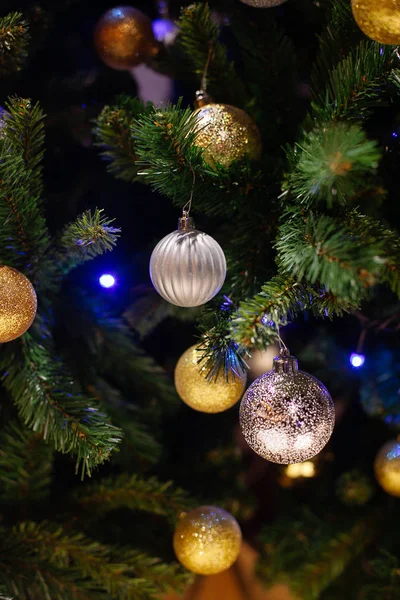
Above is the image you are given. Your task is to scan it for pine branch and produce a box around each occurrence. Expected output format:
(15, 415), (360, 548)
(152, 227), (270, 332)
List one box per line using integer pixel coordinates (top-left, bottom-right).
(311, 41), (399, 124)
(0, 420), (52, 506)
(93, 96), (153, 183)
(283, 122), (381, 209)
(0, 144), (49, 278)
(0, 333), (122, 478)
(177, 3), (247, 106)
(58, 209), (120, 274)
(0, 13), (29, 77)
(3, 97), (46, 199)
(276, 213), (384, 301)
(361, 550), (400, 599)
(74, 474), (194, 519)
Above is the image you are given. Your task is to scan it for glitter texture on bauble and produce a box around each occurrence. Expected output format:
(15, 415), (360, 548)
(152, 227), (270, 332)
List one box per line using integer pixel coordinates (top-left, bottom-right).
(0, 266), (37, 343)
(174, 344), (247, 413)
(193, 91), (262, 168)
(173, 505), (242, 575)
(240, 349), (335, 464)
(351, 0), (400, 45)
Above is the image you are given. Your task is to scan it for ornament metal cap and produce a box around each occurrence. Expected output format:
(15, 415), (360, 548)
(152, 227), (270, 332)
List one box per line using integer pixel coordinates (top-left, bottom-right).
(178, 211), (195, 231)
(273, 348), (298, 374)
(194, 90), (212, 108)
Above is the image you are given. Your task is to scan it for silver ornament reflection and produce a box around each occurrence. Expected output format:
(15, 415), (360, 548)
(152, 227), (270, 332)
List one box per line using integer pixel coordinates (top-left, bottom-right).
(240, 0), (287, 6)
(240, 350), (335, 464)
(149, 215), (226, 307)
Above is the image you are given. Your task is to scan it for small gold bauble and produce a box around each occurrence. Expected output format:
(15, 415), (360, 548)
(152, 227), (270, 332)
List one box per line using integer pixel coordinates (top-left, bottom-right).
(193, 102), (262, 168)
(352, 0), (400, 45)
(94, 6), (158, 70)
(374, 439), (400, 497)
(173, 505), (242, 575)
(174, 344), (247, 413)
(0, 266), (37, 343)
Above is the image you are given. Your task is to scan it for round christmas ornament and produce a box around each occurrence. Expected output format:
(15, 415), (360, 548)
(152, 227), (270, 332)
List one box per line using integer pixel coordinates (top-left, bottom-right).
(374, 439), (400, 497)
(239, 349), (335, 464)
(175, 344), (247, 413)
(0, 266), (37, 343)
(336, 470), (375, 506)
(149, 213), (226, 307)
(351, 0), (400, 45)
(240, 0), (287, 6)
(94, 6), (159, 70)
(173, 505), (242, 575)
(193, 91), (262, 168)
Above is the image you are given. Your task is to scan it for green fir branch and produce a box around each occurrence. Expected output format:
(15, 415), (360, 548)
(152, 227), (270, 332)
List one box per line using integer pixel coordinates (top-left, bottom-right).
(74, 474), (193, 519)
(0, 13), (29, 76)
(0, 420), (52, 506)
(276, 213), (383, 301)
(3, 97), (46, 198)
(0, 333), (122, 478)
(93, 96), (153, 183)
(312, 41), (399, 123)
(177, 3), (247, 105)
(58, 209), (120, 273)
(283, 122), (381, 209)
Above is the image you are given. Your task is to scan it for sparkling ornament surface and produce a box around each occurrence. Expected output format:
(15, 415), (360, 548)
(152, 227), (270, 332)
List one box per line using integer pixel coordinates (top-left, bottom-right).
(0, 266), (37, 343)
(175, 345), (247, 413)
(374, 439), (400, 497)
(352, 0), (400, 45)
(173, 505), (242, 575)
(194, 103), (262, 168)
(94, 6), (158, 70)
(240, 0), (287, 6)
(150, 218), (226, 307)
(240, 352), (335, 464)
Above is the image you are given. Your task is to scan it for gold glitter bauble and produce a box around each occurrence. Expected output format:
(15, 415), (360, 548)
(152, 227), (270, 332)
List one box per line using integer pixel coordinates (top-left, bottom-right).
(94, 6), (158, 70)
(240, 0), (287, 6)
(174, 345), (247, 413)
(351, 0), (400, 45)
(193, 103), (262, 168)
(0, 266), (37, 343)
(374, 439), (400, 497)
(173, 505), (242, 575)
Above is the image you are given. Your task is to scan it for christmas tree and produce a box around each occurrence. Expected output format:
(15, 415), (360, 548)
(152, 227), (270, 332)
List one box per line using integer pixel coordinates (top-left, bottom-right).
(1, 1), (400, 598)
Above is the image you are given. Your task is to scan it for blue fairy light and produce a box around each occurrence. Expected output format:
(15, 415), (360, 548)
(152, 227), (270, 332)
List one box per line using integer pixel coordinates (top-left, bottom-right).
(99, 274), (116, 289)
(350, 353), (365, 368)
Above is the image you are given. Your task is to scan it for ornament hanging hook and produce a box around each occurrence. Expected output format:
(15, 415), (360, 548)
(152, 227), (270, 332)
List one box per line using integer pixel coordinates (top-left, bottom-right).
(275, 322), (290, 358)
(182, 163), (196, 217)
(201, 46), (214, 94)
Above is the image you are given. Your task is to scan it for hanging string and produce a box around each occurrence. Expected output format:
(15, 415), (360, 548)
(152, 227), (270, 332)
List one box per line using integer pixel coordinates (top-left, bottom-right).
(275, 322), (289, 357)
(200, 46), (214, 93)
(182, 164), (196, 216)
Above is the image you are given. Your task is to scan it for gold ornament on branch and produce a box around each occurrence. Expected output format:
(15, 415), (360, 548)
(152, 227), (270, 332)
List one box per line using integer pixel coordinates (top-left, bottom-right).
(0, 266), (37, 343)
(351, 0), (400, 45)
(173, 505), (242, 575)
(374, 439), (400, 497)
(94, 6), (159, 70)
(193, 91), (262, 168)
(174, 344), (247, 413)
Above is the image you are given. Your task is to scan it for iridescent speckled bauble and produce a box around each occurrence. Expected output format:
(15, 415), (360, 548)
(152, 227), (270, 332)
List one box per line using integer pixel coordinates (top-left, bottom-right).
(149, 213), (226, 307)
(374, 439), (400, 497)
(0, 266), (37, 343)
(240, 0), (287, 6)
(173, 505), (242, 575)
(351, 0), (400, 45)
(175, 344), (247, 413)
(94, 6), (159, 70)
(193, 91), (262, 168)
(240, 349), (335, 464)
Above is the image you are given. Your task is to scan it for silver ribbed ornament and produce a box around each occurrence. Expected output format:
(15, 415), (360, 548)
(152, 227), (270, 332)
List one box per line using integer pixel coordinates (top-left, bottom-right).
(149, 213), (226, 307)
(240, 0), (287, 7)
(240, 349), (335, 464)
